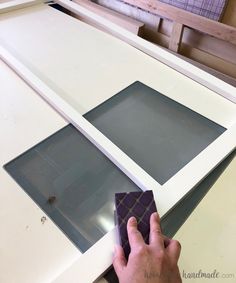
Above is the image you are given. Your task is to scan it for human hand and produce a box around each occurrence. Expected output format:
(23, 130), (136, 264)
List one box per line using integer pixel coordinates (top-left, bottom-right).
(113, 212), (182, 283)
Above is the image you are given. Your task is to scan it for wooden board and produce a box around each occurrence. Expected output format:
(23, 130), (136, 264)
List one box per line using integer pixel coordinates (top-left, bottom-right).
(95, 0), (236, 79)
(169, 21), (183, 52)
(122, 0), (236, 45)
(72, 0), (144, 35)
(222, 0), (236, 27)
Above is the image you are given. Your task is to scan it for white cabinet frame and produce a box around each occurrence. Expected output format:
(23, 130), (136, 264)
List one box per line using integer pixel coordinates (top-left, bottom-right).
(0, 2), (236, 282)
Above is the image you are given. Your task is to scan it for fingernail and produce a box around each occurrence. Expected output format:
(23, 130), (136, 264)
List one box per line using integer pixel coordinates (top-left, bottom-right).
(153, 212), (158, 219)
(129, 216), (137, 224)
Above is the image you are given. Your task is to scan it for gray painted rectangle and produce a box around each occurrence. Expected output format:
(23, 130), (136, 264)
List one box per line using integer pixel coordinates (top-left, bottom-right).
(4, 125), (140, 252)
(85, 81), (226, 184)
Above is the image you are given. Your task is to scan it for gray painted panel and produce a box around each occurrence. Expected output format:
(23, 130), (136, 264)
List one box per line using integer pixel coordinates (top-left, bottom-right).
(4, 125), (140, 252)
(85, 81), (226, 184)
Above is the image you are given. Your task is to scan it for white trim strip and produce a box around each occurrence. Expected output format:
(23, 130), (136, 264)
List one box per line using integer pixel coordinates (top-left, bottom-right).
(0, 0), (43, 14)
(0, 45), (162, 194)
(158, 123), (236, 216)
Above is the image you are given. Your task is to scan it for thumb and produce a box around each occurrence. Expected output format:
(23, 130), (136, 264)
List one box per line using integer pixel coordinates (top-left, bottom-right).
(166, 239), (181, 264)
(112, 245), (127, 276)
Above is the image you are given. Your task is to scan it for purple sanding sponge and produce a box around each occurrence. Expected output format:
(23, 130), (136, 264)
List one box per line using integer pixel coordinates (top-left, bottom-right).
(115, 190), (157, 259)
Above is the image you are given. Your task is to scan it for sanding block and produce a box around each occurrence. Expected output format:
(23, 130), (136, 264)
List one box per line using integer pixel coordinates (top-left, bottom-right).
(115, 190), (157, 259)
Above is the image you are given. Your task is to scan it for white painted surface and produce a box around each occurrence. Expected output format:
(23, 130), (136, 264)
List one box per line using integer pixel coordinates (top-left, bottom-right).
(0, 60), (80, 283)
(176, 156), (236, 283)
(0, 0), (42, 14)
(2, 43), (236, 283)
(0, 5), (236, 124)
(0, 4), (236, 283)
